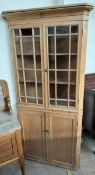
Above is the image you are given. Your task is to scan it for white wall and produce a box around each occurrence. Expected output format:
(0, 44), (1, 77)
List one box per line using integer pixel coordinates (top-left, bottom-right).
(64, 0), (95, 73)
(0, 0), (95, 108)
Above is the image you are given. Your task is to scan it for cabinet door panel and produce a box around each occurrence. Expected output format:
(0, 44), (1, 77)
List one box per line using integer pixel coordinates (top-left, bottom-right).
(46, 113), (75, 165)
(47, 24), (79, 108)
(14, 27), (44, 105)
(21, 111), (45, 160)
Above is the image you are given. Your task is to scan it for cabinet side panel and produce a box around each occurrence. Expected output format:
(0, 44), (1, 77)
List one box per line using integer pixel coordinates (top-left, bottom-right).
(0, 133), (18, 164)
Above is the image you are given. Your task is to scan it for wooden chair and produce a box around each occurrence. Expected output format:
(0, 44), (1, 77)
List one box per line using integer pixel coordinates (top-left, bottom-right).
(0, 80), (25, 175)
(0, 80), (12, 112)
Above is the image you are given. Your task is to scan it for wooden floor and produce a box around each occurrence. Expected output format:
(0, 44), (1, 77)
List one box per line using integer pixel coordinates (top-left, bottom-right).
(0, 134), (95, 175)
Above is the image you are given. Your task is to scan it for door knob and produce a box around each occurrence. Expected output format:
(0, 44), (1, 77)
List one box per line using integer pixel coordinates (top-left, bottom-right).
(43, 129), (49, 133)
(44, 69), (48, 72)
(45, 129), (49, 133)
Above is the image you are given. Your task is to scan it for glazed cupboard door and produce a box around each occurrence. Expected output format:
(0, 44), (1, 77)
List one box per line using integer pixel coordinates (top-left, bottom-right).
(13, 27), (44, 106)
(46, 113), (76, 166)
(45, 24), (79, 109)
(20, 110), (45, 160)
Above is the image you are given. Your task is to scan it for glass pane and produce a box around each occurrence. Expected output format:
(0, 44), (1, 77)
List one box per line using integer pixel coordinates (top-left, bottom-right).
(70, 71), (76, 83)
(70, 85), (76, 100)
(14, 29), (20, 36)
(48, 36), (55, 53)
(0, 86), (4, 108)
(17, 55), (22, 68)
(27, 98), (36, 103)
(37, 84), (42, 98)
(15, 38), (21, 55)
(57, 71), (68, 83)
(26, 83), (36, 97)
(34, 37), (40, 54)
(34, 28), (40, 35)
(70, 55), (77, 69)
(71, 35), (78, 53)
(18, 70), (23, 82)
(38, 99), (43, 104)
(24, 55), (34, 69)
(22, 37), (33, 55)
(56, 36), (69, 53)
(19, 83), (25, 96)
(56, 26), (69, 34)
(57, 100), (68, 106)
(50, 84), (55, 98)
(71, 25), (78, 33)
(37, 71), (42, 98)
(50, 100), (55, 105)
(25, 70), (35, 82)
(69, 101), (75, 107)
(57, 84), (68, 99)
(49, 55), (55, 69)
(48, 27), (54, 34)
(21, 97), (26, 102)
(57, 55), (69, 69)
(49, 71), (55, 83)
(37, 71), (42, 83)
(21, 28), (32, 36)
(36, 55), (41, 69)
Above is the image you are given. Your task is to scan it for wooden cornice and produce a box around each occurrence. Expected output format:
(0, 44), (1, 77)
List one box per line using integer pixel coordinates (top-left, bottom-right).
(2, 3), (94, 21)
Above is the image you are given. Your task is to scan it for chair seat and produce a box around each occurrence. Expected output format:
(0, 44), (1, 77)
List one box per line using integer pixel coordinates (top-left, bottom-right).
(0, 112), (21, 136)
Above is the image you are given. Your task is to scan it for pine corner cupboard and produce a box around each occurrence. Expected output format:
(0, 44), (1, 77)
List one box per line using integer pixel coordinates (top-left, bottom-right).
(2, 3), (93, 169)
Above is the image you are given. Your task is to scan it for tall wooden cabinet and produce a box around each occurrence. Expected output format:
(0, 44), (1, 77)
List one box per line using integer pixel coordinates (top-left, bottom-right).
(2, 4), (93, 169)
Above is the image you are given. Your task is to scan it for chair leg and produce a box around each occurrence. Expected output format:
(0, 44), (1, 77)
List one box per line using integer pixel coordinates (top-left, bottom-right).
(21, 166), (25, 175)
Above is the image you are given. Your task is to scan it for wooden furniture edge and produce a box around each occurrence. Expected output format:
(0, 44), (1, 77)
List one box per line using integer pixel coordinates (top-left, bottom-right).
(15, 130), (25, 175)
(0, 80), (12, 112)
(2, 3), (94, 21)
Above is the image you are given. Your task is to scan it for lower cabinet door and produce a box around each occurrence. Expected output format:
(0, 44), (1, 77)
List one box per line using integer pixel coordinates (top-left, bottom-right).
(20, 109), (77, 167)
(21, 110), (45, 160)
(46, 113), (76, 166)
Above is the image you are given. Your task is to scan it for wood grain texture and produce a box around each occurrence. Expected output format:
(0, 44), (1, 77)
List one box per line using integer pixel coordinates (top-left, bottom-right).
(2, 4), (93, 22)
(0, 130), (25, 175)
(46, 113), (75, 165)
(3, 4), (93, 169)
(0, 133), (18, 163)
(21, 110), (45, 160)
(0, 80), (12, 112)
